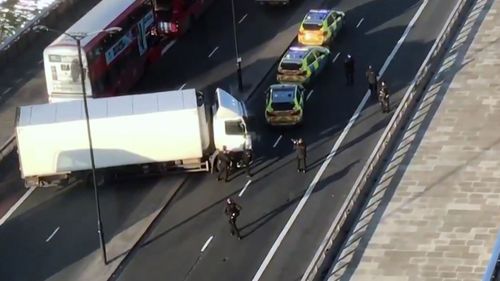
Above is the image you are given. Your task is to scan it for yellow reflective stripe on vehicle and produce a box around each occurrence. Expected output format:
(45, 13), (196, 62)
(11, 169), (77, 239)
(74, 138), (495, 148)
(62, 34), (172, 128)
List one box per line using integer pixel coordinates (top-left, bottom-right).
(314, 61), (319, 69)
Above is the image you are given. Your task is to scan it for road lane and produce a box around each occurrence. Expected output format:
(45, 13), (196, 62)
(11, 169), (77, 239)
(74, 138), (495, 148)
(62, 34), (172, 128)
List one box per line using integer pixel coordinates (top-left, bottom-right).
(112, 1), (460, 281)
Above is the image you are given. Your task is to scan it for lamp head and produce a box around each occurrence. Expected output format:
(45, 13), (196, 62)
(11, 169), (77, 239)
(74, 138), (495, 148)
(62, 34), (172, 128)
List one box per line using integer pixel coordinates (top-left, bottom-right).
(32, 25), (49, 32)
(104, 27), (122, 34)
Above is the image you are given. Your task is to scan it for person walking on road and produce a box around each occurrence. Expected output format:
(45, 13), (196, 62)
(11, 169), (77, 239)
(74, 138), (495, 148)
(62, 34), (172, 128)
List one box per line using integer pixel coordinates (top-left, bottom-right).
(225, 198), (242, 239)
(217, 146), (231, 182)
(242, 149), (253, 177)
(293, 138), (307, 173)
(366, 65), (378, 98)
(344, 54), (355, 86)
(378, 81), (391, 113)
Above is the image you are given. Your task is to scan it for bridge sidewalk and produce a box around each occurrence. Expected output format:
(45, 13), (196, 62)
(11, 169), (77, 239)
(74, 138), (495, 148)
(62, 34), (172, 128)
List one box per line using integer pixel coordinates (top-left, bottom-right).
(326, 0), (500, 280)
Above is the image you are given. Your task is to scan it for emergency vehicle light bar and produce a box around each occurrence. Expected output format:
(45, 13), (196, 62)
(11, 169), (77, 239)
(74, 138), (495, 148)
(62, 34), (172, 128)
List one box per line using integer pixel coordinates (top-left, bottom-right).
(289, 46), (309, 52)
(309, 9), (329, 13)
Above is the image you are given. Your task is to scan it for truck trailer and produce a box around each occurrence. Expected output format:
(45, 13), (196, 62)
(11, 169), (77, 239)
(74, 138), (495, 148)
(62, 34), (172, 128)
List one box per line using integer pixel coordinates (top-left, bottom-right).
(15, 88), (252, 188)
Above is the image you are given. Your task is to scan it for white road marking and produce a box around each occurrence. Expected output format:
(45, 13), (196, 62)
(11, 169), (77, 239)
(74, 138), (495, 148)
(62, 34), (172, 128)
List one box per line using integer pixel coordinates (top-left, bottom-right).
(179, 83), (187, 90)
(239, 180), (252, 197)
(161, 40), (177, 56)
(253, 1), (430, 280)
(14, 78), (23, 84)
(332, 52), (340, 63)
(238, 14), (248, 24)
(208, 46), (219, 58)
(306, 89), (314, 101)
(272, 135), (282, 148)
(201, 235), (214, 252)
(0, 187), (36, 225)
(356, 18), (364, 28)
(1, 87), (12, 95)
(45, 226), (60, 242)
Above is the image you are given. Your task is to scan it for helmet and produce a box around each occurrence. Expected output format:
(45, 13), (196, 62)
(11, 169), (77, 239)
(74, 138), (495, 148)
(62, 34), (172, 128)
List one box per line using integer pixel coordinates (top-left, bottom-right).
(347, 54), (351, 59)
(298, 138), (303, 144)
(226, 198), (232, 204)
(381, 81), (386, 87)
(368, 65), (373, 70)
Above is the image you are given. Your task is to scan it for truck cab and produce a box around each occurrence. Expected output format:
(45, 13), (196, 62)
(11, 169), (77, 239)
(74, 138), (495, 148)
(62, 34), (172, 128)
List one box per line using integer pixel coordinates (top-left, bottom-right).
(212, 88), (252, 152)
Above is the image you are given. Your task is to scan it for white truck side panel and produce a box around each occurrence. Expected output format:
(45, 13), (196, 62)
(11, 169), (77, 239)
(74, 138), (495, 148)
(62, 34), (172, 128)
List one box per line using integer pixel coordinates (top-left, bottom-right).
(16, 90), (209, 178)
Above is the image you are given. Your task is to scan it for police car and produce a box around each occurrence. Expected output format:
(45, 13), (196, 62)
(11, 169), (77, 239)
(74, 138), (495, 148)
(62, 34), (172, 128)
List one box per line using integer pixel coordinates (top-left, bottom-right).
(298, 9), (345, 46)
(277, 46), (331, 85)
(265, 84), (305, 126)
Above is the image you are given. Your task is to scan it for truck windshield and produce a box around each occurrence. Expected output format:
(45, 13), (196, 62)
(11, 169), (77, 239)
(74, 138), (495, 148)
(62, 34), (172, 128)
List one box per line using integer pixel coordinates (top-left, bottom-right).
(225, 120), (245, 135)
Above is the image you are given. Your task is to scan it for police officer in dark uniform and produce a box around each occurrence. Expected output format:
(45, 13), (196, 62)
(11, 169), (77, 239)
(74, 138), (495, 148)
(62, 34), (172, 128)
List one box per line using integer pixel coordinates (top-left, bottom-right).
(241, 149), (253, 177)
(344, 54), (355, 86)
(217, 146), (231, 182)
(224, 198), (242, 239)
(366, 65), (378, 98)
(293, 138), (307, 173)
(378, 81), (390, 113)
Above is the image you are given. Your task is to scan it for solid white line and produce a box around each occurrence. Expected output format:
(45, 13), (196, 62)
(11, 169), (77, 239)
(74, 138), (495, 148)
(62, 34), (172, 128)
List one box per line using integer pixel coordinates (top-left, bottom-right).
(306, 89), (314, 101)
(161, 40), (177, 56)
(1, 87), (12, 95)
(0, 187), (36, 225)
(272, 135), (283, 148)
(179, 83), (187, 90)
(238, 14), (248, 24)
(379, 0), (429, 76)
(45, 226), (60, 242)
(208, 46), (219, 58)
(253, 1), (430, 280)
(332, 52), (340, 63)
(239, 180), (252, 197)
(201, 235), (214, 252)
(356, 18), (364, 28)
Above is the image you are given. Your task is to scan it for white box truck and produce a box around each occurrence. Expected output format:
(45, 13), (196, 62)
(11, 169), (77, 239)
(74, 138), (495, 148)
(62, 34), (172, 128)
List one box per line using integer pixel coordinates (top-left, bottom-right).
(15, 88), (252, 188)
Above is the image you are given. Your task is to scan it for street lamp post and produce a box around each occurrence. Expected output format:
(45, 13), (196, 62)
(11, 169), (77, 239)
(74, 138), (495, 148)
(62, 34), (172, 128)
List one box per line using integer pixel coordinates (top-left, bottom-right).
(230, 0), (243, 91)
(33, 25), (121, 265)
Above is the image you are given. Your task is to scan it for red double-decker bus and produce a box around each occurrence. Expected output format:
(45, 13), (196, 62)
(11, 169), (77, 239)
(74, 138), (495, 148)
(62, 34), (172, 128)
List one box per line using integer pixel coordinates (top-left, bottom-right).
(44, 0), (213, 103)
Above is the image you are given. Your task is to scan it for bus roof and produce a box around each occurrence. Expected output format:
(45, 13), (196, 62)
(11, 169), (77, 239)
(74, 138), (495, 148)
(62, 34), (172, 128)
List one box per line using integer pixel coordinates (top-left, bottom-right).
(50, 0), (139, 48)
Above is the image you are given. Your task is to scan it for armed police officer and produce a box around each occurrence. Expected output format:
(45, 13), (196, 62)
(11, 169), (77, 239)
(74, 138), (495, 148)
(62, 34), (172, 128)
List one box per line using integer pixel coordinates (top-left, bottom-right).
(366, 65), (378, 98)
(344, 54), (355, 86)
(217, 146), (231, 182)
(241, 149), (253, 177)
(224, 198), (242, 239)
(292, 138), (307, 173)
(378, 81), (391, 113)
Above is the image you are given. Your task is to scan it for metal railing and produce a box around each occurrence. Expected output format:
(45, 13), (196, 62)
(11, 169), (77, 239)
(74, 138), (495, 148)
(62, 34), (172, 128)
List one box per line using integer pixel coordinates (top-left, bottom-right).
(0, 0), (79, 69)
(301, 0), (475, 280)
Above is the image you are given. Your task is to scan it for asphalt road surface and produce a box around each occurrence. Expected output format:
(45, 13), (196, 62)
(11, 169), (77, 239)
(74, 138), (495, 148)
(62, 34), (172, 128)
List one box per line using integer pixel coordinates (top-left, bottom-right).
(0, 0), (459, 280)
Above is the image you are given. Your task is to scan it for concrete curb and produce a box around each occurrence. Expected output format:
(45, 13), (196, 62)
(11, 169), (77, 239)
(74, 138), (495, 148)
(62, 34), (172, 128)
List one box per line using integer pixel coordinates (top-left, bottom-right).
(0, 135), (16, 163)
(107, 176), (187, 281)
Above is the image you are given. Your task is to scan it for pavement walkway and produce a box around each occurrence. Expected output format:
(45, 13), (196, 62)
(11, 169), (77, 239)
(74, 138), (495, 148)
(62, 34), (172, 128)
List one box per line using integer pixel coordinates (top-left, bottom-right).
(326, 0), (500, 280)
